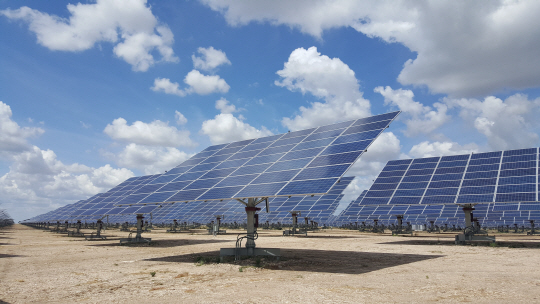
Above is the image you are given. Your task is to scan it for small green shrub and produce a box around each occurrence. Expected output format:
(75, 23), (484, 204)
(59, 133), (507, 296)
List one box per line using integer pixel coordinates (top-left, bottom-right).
(150, 271), (156, 277)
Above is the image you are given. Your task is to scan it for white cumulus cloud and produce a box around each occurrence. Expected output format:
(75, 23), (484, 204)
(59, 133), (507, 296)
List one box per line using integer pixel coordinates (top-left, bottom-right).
(152, 70), (230, 97)
(0, 145), (134, 221)
(1, 0), (178, 71)
(215, 98), (237, 114)
(117, 143), (192, 175)
(201, 113), (273, 144)
(375, 86), (450, 137)
(0, 101), (44, 156)
(192, 46), (231, 71)
(201, 1), (540, 96)
(444, 94), (540, 150)
(408, 141), (479, 159)
(184, 70), (230, 95)
(175, 111), (188, 125)
(276, 47), (371, 131)
(104, 118), (196, 148)
(151, 78), (187, 97)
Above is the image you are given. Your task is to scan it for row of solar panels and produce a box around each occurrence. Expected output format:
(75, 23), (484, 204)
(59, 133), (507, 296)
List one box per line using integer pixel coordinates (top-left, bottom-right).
(21, 177), (354, 224)
(21, 112), (401, 225)
(333, 198), (540, 226)
(0, 209), (14, 226)
(360, 147), (540, 206)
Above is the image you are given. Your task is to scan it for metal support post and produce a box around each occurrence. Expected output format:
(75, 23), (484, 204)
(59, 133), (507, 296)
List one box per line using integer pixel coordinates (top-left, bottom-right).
(219, 197), (280, 261)
(119, 214), (151, 244)
(455, 204), (494, 244)
(528, 220), (540, 235)
(292, 212), (298, 233)
(135, 214), (143, 239)
(464, 206), (473, 228)
(96, 220), (102, 237)
(392, 215), (410, 235)
(245, 200), (257, 255)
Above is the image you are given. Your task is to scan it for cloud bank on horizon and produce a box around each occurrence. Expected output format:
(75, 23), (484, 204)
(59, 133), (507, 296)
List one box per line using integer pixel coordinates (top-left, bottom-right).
(2, 0), (540, 221)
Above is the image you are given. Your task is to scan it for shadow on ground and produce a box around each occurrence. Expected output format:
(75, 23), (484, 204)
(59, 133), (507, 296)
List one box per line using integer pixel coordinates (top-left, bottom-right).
(0, 254), (26, 258)
(262, 234), (364, 239)
(379, 239), (540, 248)
(145, 248), (443, 275)
(86, 238), (230, 248)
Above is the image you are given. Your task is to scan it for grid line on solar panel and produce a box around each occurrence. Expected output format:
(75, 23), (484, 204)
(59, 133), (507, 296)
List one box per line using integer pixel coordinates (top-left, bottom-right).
(370, 183), (399, 191)
(469, 157), (500, 166)
(399, 182), (429, 190)
(409, 163), (437, 170)
(402, 175), (432, 182)
(496, 192), (536, 202)
(471, 151), (502, 160)
(497, 183), (536, 193)
(230, 163), (271, 176)
(499, 168), (536, 177)
(382, 164), (410, 171)
(412, 157), (439, 164)
(535, 148), (540, 201)
(466, 164), (499, 173)
(501, 160), (536, 170)
(241, 141), (275, 152)
(306, 151), (363, 168)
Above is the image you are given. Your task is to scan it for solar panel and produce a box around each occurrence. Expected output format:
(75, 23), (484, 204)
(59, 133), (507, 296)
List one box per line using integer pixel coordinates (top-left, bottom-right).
(113, 111), (399, 206)
(361, 147), (539, 206)
(156, 176), (355, 225)
(0, 209), (14, 227)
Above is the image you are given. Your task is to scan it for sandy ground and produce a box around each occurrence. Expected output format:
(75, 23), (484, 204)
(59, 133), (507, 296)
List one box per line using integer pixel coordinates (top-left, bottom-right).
(1, 224), (540, 303)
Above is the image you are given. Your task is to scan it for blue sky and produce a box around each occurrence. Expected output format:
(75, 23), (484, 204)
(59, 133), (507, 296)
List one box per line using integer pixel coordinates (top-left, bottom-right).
(2, 0), (540, 221)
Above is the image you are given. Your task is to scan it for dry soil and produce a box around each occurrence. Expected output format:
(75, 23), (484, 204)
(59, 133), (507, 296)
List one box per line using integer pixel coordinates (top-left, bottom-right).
(1, 224), (540, 303)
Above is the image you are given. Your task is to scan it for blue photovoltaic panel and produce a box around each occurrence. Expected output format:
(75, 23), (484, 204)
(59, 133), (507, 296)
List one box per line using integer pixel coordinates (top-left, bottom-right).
(245, 176), (355, 224)
(30, 173), (166, 222)
(112, 111), (400, 206)
(360, 147), (540, 206)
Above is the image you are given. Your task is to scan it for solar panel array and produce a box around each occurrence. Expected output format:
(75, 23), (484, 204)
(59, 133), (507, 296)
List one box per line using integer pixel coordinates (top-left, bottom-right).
(361, 147), (539, 206)
(21, 112), (400, 225)
(335, 190), (367, 221)
(0, 209), (14, 227)
(490, 202), (540, 223)
(332, 200), (538, 226)
(21, 175), (164, 223)
(259, 176), (354, 224)
(147, 176), (354, 225)
(22, 176), (355, 226)
(333, 190), (540, 227)
(114, 112), (399, 206)
(333, 198), (462, 225)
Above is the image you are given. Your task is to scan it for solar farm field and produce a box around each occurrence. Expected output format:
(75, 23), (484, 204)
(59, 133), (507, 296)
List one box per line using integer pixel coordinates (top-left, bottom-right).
(2, 224), (540, 303)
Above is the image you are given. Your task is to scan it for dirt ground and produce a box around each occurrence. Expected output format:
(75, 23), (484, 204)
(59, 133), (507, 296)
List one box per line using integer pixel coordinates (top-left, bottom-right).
(1, 224), (540, 303)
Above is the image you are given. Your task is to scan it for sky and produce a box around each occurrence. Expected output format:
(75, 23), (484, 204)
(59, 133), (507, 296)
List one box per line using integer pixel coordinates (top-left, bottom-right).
(2, 0), (540, 222)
